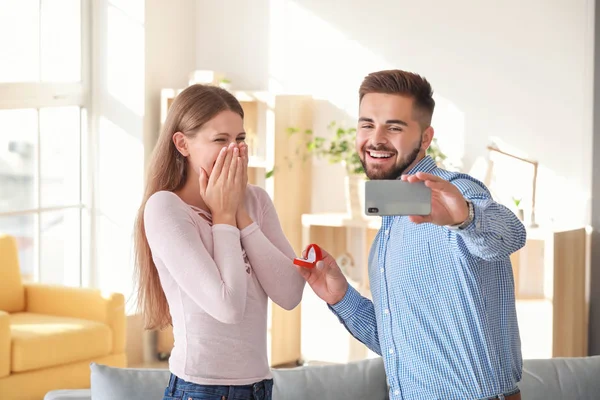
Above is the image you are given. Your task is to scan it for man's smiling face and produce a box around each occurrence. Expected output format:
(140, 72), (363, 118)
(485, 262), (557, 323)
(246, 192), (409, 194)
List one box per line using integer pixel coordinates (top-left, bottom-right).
(356, 93), (433, 180)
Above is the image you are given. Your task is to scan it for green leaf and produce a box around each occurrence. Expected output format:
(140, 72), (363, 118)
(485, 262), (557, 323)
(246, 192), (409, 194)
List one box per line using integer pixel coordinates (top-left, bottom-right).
(269, 121), (374, 179)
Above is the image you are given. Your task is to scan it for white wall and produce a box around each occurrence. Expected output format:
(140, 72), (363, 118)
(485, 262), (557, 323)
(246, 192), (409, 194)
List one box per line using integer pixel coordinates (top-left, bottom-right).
(196, 0), (270, 90)
(145, 0), (197, 163)
(92, 0), (197, 311)
(91, 0), (144, 308)
(196, 0), (594, 227)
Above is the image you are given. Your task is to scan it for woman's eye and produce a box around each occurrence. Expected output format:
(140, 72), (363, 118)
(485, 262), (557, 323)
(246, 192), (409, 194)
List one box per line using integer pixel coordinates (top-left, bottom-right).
(390, 127), (402, 132)
(214, 138), (226, 142)
(237, 137), (246, 142)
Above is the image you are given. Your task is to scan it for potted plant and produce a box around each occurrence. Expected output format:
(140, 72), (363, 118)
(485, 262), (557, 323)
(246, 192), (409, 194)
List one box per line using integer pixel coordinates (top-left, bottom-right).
(512, 196), (525, 221)
(218, 78), (232, 90)
(428, 137), (446, 167)
(300, 122), (365, 218)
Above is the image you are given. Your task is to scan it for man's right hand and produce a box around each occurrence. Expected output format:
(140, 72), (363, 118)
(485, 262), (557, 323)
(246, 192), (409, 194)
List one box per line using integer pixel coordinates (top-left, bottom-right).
(295, 246), (349, 305)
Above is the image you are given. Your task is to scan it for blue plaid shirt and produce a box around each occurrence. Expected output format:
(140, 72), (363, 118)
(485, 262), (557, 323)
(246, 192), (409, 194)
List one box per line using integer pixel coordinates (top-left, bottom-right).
(330, 156), (526, 400)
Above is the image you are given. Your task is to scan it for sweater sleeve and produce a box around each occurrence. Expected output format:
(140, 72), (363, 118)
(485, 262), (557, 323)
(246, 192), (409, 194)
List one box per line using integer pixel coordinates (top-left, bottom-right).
(239, 188), (305, 310)
(144, 192), (248, 324)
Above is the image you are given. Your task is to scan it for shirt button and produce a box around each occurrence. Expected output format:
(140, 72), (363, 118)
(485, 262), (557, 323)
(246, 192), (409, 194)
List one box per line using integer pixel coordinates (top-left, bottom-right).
(394, 389), (400, 396)
(380, 268), (384, 273)
(389, 348), (394, 354)
(384, 309), (389, 315)
(385, 229), (390, 235)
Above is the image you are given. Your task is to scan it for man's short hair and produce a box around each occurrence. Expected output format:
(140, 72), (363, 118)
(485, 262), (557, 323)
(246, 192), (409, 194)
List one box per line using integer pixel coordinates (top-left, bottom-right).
(359, 69), (435, 129)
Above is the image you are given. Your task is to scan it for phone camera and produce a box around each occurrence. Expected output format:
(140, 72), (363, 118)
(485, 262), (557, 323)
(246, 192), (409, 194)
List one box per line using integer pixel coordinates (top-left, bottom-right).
(367, 207), (379, 213)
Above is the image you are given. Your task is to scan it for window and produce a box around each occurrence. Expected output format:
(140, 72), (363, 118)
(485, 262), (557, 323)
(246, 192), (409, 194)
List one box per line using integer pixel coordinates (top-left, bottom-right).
(0, 0), (90, 286)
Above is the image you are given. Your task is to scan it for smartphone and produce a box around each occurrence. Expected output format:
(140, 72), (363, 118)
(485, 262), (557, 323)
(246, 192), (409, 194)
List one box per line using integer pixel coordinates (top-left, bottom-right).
(365, 180), (431, 216)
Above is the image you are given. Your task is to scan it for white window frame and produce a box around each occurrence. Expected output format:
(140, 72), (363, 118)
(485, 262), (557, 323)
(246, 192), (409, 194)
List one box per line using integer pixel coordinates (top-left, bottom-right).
(0, 0), (93, 286)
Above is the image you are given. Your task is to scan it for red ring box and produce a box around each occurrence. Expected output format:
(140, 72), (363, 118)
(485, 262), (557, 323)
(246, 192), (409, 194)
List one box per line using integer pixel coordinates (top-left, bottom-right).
(293, 244), (323, 268)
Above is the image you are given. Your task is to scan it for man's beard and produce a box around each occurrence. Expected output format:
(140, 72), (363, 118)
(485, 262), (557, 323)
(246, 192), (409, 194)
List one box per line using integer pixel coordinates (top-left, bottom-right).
(360, 140), (422, 180)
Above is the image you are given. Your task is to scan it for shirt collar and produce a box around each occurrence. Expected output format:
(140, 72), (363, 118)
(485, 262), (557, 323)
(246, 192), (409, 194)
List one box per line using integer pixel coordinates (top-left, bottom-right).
(404, 155), (437, 176)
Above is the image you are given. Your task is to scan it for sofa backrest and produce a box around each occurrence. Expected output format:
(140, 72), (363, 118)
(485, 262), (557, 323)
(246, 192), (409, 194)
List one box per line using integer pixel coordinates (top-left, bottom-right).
(519, 355), (600, 400)
(270, 357), (388, 400)
(0, 234), (25, 313)
(67, 356), (600, 400)
(89, 358), (389, 400)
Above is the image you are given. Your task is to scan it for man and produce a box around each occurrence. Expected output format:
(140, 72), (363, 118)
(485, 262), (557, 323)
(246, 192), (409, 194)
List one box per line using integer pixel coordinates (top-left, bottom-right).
(296, 69), (526, 400)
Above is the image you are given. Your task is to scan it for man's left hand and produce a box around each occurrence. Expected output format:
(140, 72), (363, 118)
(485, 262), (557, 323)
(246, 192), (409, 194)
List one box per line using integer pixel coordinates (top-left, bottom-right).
(401, 172), (469, 226)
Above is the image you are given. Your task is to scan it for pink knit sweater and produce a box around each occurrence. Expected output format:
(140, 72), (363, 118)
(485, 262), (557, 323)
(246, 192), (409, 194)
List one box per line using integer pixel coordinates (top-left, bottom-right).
(143, 186), (305, 385)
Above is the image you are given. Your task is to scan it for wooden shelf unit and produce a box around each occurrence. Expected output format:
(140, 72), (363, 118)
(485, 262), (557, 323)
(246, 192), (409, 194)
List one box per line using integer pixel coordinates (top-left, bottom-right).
(510, 226), (589, 357)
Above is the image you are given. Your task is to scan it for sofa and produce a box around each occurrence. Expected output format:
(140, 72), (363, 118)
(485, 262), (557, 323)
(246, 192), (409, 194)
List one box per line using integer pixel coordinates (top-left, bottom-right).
(0, 234), (127, 400)
(43, 355), (600, 400)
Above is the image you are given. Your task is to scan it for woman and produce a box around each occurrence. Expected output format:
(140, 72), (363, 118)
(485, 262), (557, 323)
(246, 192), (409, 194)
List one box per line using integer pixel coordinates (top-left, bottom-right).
(134, 84), (305, 400)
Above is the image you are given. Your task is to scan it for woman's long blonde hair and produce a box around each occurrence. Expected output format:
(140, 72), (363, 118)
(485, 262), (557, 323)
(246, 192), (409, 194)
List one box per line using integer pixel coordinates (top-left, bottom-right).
(134, 84), (244, 329)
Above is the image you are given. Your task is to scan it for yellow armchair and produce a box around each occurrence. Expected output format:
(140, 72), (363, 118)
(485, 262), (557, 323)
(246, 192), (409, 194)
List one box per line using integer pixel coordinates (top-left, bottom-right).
(0, 234), (127, 400)
(0, 311), (10, 379)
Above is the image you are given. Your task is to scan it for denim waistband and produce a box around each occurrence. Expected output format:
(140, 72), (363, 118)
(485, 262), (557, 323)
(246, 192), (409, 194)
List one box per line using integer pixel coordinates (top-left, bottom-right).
(166, 373), (273, 398)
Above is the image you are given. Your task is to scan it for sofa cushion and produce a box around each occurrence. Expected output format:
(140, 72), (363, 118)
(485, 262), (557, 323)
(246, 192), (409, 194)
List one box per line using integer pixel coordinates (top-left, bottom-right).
(90, 363), (171, 400)
(11, 313), (112, 372)
(272, 357), (388, 400)
(519, 356), (600, 400)
(0, 234), (25, 313)
(90, 358), (389, 400)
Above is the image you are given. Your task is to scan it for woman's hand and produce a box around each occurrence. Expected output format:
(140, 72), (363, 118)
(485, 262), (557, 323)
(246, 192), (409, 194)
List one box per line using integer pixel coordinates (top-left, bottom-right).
(237, 142), (249, 193)
(235, 143), (253, 229)
(199, 143), (244, 226)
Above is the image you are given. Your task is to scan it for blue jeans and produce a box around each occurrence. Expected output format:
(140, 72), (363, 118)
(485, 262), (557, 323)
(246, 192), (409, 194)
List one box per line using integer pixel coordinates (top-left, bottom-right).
(162, 373), (273, 400)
